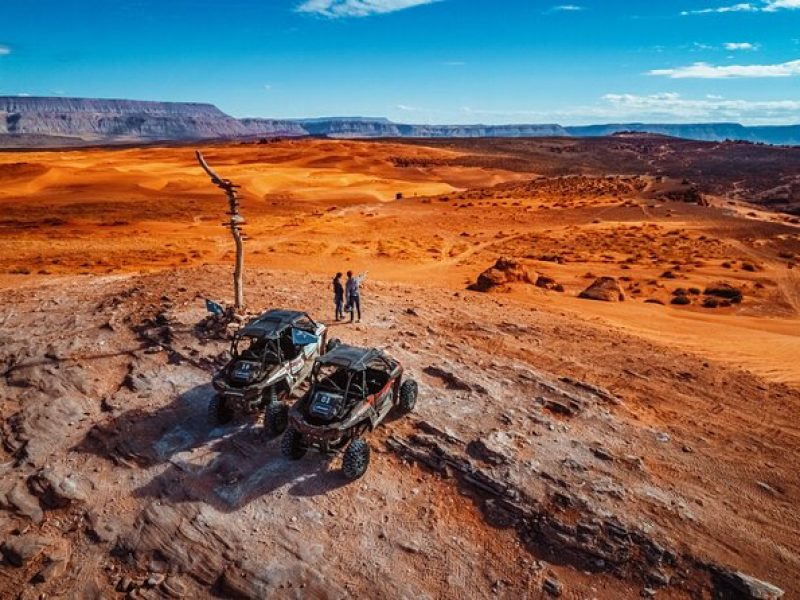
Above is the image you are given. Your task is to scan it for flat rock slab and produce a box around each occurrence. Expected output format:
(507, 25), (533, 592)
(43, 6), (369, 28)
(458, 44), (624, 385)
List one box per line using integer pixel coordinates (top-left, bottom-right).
(1, 534), (53, 567)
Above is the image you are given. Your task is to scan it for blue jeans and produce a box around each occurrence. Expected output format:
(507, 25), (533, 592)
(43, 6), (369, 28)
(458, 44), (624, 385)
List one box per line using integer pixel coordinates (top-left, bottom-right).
(335, 297), (344, 320)
(348, 294), (361, 321)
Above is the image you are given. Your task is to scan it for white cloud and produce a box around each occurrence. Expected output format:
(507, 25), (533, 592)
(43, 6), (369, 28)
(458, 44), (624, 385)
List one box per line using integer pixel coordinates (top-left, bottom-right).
(649, 59), (800, 78)
(296, 0), (441, 18)
(460, 93), (800, 125)
(548, 4), (584, 11)
(724, 42), (758, 50)
(263, 84), (273, 91)
(596, 92), (800, 123)
(682, 0), (800, 15)
(763, 0), (800, 10)
(0, 45), (10, 56)
(441, 60), (465, 66)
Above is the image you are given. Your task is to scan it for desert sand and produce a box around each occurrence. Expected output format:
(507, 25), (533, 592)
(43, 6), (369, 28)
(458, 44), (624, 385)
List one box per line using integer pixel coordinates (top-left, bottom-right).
(0, 137), (798, 599)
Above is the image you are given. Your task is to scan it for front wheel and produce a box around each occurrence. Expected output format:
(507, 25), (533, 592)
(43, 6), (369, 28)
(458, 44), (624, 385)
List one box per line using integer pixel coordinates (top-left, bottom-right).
(342, 438), (370, 480)
(398, 379), (418, 413)
(264, 401), (289, 436)
(208, 394), (234, 426)
(281, 428), (307, 460)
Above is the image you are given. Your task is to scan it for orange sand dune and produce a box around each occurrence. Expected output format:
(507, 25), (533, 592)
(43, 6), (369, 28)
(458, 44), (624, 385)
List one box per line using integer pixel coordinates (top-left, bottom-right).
(0, 138), (798, 385)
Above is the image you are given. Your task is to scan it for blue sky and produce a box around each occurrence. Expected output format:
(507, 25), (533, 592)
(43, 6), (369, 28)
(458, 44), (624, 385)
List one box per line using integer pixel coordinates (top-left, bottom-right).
(1, 0), (799, 124)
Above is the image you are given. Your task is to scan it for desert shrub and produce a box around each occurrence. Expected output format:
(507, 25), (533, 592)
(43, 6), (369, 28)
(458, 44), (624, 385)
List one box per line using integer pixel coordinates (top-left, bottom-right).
(671, 296), (691, 305)
(704, 284), (743, 303)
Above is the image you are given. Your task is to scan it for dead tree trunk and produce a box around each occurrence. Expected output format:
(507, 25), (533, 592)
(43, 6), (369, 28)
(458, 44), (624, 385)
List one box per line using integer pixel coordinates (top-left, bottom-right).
(195, 150), (245, 311)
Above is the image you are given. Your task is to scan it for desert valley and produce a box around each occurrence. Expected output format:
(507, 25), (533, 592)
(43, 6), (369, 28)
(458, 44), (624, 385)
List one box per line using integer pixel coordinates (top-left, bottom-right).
(0, 132), (798, 599)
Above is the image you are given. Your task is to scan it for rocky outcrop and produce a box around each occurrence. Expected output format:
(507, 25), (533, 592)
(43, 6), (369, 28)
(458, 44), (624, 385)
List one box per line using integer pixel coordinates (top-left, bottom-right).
(579, 277), (625, 302)
(469, 257), (536, 292)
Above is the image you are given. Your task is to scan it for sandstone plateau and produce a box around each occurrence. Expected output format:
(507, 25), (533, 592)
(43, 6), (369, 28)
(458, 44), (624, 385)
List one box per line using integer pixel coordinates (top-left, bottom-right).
(0, 136), (798, 599)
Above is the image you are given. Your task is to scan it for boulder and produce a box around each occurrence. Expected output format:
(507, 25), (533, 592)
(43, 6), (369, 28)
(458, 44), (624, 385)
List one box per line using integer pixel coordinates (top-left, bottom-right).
(469, 257), (535, 292)
(716, 571), (784, 599)
(535, 275), (563, 292)
(3, 480), (44, 523)
(579, 277), (625, 302)
(28, 465), (91, 508)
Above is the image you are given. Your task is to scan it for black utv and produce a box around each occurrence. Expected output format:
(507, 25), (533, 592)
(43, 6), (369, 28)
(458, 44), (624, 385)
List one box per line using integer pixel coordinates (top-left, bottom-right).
(211, 309), (336, 434)
(281, 344), (418, 480)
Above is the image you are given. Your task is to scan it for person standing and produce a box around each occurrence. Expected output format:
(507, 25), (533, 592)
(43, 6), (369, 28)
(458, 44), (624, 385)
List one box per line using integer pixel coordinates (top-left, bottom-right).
(332, 272), (344, 321)
(346, 270), (365, 323)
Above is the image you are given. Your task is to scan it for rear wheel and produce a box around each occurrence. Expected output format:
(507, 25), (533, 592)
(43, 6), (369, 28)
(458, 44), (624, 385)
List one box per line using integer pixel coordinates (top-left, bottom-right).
(281, 428), (307, 460)
(264, 401), (289, 436)
(326, 338), (341, 353)
(398, 379), (418, 413)
(208, 394), (234, 426)
(342, 438), (370, 480)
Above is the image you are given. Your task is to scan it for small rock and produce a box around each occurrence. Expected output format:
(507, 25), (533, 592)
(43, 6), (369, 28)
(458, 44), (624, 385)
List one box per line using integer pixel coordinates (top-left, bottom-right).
(543, 576), (563, 597)
(655, 432), (670, 443)
(117, 576), (134, 592)
(648, 568), (670, 587)
(161, 576), (187, 598)
(591, 446), (614, 461)
(146, 573), (166, 587)
(756, 481), (781, 496)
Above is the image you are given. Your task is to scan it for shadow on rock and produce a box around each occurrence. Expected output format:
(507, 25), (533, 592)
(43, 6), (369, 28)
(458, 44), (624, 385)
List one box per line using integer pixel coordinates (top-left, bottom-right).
(74, 382), (352, 512)
(133, 432), (349, 512)
(73, 383), (221, 468)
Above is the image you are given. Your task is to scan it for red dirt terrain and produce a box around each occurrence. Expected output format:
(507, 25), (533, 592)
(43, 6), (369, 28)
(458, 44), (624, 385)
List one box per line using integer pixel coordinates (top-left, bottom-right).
(0, 137), (798, 599)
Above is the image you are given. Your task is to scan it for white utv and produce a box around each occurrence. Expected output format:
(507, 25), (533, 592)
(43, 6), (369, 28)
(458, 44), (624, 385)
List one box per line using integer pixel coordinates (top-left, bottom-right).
(210, 309), (338, 434)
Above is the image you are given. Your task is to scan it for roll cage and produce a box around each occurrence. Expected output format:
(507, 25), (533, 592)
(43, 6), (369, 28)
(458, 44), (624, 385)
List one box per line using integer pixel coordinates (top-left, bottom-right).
(309, 351), (397, 402)
(230, 310), (320, 366)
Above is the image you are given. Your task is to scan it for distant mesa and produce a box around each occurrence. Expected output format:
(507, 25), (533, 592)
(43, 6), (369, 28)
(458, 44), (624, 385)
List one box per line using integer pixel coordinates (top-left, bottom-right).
(1, 96), (799, 147)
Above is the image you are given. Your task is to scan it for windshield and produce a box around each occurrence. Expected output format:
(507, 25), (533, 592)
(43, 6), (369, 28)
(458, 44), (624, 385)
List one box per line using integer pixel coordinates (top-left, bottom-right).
(231, 336), (280, 363)
(312, 363), (350, 392)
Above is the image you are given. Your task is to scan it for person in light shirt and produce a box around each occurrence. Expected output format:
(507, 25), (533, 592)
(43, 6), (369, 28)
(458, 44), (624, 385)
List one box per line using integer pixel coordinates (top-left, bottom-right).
(345, 270), (366, 323)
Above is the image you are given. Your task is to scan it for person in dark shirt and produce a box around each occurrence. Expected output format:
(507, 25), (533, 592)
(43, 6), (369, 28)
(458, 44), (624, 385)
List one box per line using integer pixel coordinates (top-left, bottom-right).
(332, 272), (344, 321)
